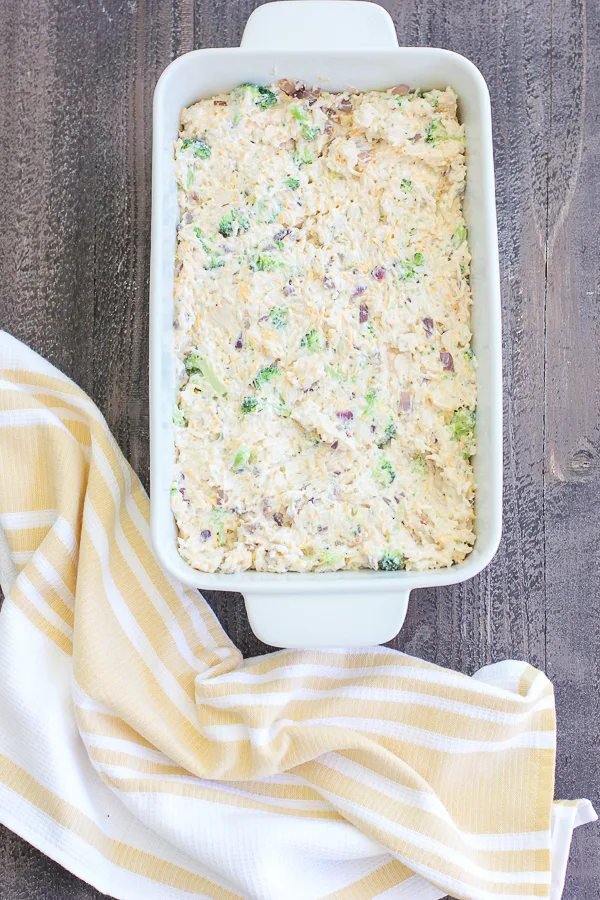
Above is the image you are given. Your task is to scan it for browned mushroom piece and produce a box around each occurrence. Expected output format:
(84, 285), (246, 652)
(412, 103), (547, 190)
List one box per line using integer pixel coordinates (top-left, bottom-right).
(422, 317), (435, 337)
(278, 79), (296, 95)
(440, 351), (455, 372)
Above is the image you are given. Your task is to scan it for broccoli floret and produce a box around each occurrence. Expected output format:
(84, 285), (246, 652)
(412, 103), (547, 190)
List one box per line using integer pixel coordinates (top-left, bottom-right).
(378, 551), (405, 571)
(452, 223), (467, 249)
(377, 417), (396, 448)
(236, 83), (278, 110)
(285, 177), (300, 190)
(318, 549), (345, 569)
(268, 307), (289, 330)
(464, 349), (474, 363)
(173, 407), (186, 427)
(253, 365), (281, 390)
(185, 352), (203, 374)
(301, 125), (320, 141)
(181, 138), (211, 159)
(401, 178), (412, 192)
(218, 210), (236, 237)
(425, 118), (462, 146)
(397, 253), (425, 281)
(374, 456), (396, 487)
(232, 445), (251, 471)
(218, 208), (250, 237)
(254, 198), (281, 224)
(250, 253), (284, 272)
(450, 408), (476, 449)
(184, 352), (227, 395)
(300, 328), (324, 352)
(425, 119), (448, 144)
(241, 396), (259, 414)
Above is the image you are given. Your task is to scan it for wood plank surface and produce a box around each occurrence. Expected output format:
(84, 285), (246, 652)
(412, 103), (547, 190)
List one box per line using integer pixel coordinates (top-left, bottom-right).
(0, 0), (598, 897)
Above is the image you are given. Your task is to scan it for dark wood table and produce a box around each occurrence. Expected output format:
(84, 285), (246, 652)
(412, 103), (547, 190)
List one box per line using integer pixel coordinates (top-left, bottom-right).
(1, 0), (598, 897)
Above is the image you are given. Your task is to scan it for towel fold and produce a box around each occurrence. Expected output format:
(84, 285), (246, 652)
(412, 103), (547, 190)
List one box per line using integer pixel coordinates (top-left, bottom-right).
(0, 331), (594, 900)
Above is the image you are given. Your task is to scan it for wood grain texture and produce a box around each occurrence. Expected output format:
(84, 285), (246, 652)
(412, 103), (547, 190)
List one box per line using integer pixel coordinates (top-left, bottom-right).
(0, 0), (598, 897)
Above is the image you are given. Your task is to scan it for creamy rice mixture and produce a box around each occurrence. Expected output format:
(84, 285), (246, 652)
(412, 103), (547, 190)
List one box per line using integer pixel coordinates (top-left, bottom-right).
(170, 81), (476, 573)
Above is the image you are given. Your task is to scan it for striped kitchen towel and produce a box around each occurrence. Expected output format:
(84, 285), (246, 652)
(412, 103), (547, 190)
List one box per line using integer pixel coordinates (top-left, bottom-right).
(0, 329), (595, 900)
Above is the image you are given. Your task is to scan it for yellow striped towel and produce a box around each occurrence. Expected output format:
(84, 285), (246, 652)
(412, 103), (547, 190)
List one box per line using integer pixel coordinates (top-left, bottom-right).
(0, 330), (595, 900)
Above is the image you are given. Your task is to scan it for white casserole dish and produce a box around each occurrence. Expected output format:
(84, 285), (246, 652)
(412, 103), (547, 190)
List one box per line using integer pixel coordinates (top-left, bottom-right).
(150, 0), (502, 648)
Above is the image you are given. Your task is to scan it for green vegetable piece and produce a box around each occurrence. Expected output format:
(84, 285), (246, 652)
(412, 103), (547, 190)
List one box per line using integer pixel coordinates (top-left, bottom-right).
(218, 208), (250, 238)
(377, 417), (396, 448)
(450, 408), (476, 445)
(364, 390), (377, 416)
(193, 226), (210, 251)
(401, 178), (412, 192)
(255, 86), (277, 110)
(210, 508), (228, 545)
(184, 168), (194, 190)
(274, 392), (291, 417)
(185, 352), (204, 374)
(236, 83), (278, 110)
(250, 253), (284, 272)
(232, 445), (251, 471)
(301, 125), (320, 141)
(181, 138), (211, 159)
(378, 551), (405, 571)
(464, 349), (474, 362)
(184, 352), (227, 395)
(218, 210), (235, 237)
(285, 177), (300, 190)
(173, 407), (186, 427)
(253, 364), (281, 390)
(290, 105), (309, 122)
(293, 148), (313, 167)
(300, 328), (324, 352)
(208, 254), (226, 269)
(170, 485), (179, 496)
(452, 223), (467, 249)
(318, 549), (344, 569)
(397, 254), (425, 281)
(425, 118), (462, 146)
(241, 396), (259, 414)
(268, 307), (289, 330)
(374, 456), (396, 487)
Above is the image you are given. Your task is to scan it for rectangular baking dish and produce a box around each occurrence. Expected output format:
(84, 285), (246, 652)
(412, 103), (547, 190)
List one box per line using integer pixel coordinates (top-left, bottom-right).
(150, 0), (502, 648)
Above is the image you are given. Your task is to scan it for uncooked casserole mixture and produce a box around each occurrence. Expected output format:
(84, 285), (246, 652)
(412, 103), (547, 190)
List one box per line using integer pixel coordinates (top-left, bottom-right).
(171, 81), (476, 573)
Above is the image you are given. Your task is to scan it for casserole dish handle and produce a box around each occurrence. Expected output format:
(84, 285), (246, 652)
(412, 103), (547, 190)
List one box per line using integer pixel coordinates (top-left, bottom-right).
(244, 588), (411, 649)
(241, 0), (399, 51)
